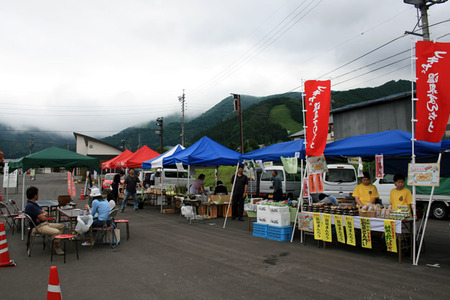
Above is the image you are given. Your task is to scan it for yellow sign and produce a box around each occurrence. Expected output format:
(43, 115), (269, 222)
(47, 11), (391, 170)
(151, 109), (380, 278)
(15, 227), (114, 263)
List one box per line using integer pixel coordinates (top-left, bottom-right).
(334, 215), (345, 244)
(322, 214), (332, 242)
(360, 217), (372, 249)
(313, 213), (322, 240)
(344, 216), (356, 246)
(384, 219), (398, 253)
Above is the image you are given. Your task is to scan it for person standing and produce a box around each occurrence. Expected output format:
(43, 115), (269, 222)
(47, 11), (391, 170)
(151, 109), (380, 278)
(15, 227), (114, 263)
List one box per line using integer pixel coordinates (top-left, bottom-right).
(121, 168), (144, 213)
(272, 170), (283, 201)
(24, 186), (66, 255)
(189, 174), (206, 194)
(231, 165), (248, 221)
(112, 170), (124, 201)
(353, 172), (379, 207)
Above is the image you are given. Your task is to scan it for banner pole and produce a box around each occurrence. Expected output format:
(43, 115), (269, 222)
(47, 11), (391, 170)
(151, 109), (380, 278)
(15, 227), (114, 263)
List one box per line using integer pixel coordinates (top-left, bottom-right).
(410, 39), (418, 265)
(223, 162), (240, 229)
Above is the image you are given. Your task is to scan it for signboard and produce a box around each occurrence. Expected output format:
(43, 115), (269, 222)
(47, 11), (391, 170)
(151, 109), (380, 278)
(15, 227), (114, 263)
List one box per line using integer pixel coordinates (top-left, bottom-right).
(2, 163), (19, 189)
(298, 212), (314, 232)
(322, 214), (333, 242)
(334, 215), (346, 244)
(384, 219), (398, 253)
(360, 217), (372, 249)
(307, 155), (327, 174)
(313, 213), (322, 240)
(344, 216), (356, 246)
(407, 163), (440, 186)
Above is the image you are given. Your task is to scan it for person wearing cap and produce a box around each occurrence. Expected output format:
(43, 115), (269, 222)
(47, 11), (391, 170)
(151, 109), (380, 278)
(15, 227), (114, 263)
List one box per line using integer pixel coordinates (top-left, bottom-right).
(352, 172), (379, 207)
(121, 168), (145, 213)
(24, 186), (66, 255)
(82, 188), (112, 246)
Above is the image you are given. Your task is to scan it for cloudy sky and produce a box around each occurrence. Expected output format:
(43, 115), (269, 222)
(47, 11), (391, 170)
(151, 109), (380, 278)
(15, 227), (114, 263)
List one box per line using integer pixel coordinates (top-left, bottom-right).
(1, 0), (449, 138)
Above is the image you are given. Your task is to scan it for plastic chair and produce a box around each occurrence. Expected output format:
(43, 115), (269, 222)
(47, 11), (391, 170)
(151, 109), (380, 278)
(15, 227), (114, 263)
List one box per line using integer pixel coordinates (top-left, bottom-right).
(89, 209), (119, 249)
(0, 201), (18, 234)
(51, 234), (79, 263)
(114, 219), (130, 240)
(24, 213), (50, 257)
(9, 199), (26, 233)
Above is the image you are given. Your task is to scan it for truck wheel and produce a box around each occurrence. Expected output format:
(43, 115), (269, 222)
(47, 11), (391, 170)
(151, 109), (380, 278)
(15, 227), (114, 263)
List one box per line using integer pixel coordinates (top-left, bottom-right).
(431, 202), (448, 220)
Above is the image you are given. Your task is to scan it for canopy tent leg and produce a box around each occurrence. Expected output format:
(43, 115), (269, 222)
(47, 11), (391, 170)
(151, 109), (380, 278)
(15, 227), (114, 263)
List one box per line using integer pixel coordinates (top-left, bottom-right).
(223, 162), (240, 229)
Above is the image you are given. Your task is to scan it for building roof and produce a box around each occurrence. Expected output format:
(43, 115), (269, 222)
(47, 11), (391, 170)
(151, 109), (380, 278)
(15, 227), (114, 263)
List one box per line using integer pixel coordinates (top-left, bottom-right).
(73, 132), (122, 152)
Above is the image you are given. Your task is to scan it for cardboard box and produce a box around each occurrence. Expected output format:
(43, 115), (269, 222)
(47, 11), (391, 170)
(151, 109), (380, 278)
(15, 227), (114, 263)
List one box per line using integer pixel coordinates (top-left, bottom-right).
(163, 208), (177, 214)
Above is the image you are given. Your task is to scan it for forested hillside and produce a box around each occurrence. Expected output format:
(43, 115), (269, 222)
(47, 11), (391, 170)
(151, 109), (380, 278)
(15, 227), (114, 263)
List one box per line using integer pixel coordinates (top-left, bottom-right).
(0, 80), (412, 158)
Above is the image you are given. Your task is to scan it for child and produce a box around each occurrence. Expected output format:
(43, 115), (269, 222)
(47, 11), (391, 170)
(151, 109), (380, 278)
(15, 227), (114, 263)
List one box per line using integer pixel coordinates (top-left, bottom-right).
(389, 174), (412, 214)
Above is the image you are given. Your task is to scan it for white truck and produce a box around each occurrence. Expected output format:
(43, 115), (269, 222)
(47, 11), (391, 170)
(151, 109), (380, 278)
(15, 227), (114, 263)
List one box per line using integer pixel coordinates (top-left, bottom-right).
(142, 168), (195, 189)
(246, 165), (302, 200)
(246, 164), (358, 201)
(373, 174), (450, 220)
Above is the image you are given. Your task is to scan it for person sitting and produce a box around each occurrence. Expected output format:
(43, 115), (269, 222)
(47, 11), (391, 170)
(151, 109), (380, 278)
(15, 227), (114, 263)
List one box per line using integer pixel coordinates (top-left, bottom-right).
(82, 187), (112, 246)
(189, 174), (206, 194)
(318, 193), (338, 205)
(24, 186), (66, 255)
(214, 180), (228, 195)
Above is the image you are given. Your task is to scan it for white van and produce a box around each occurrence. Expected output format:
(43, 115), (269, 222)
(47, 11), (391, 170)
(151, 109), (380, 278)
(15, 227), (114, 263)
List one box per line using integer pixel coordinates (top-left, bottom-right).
(151, 168), (195, 189)
(312, 164), (358, 201)
(247, 166), (302, 200)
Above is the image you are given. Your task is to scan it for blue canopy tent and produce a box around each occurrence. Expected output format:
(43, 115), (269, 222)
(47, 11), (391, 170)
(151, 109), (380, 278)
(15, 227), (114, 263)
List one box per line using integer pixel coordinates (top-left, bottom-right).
(323, 130), (441, 158)
(240, 139), (305, 162)
(162, 136), (241, 167)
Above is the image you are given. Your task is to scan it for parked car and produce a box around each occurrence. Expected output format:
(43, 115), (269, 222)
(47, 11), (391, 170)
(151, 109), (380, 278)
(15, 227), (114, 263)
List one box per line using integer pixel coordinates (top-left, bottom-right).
(102, 173), (124, 189)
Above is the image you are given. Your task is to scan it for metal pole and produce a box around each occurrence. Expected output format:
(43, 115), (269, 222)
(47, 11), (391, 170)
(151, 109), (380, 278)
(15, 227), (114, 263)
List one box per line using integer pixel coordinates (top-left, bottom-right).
(410, 39), (418, 265)
(239, 95), (244, 154)
(420, 3), (430, 41)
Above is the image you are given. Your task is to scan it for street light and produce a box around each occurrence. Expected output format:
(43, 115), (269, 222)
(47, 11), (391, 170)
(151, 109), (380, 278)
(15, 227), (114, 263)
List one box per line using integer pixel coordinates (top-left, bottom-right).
(156, 117), (164, 153)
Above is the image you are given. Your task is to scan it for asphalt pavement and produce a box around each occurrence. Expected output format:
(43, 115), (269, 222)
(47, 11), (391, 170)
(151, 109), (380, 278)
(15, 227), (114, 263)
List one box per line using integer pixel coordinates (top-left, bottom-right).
(1, 173), (450, 299)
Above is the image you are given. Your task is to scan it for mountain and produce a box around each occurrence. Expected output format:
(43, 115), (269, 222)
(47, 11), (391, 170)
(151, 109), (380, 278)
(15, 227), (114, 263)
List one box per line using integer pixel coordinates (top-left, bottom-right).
(0, 80), (412, 158)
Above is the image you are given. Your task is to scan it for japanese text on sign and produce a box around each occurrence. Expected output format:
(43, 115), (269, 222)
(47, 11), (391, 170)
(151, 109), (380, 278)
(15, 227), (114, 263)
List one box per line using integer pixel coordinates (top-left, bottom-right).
(322, 214), (332, 242)
(360, 217), (372, 249)
(313, 213), (322, 240)
(344, 216), (356, 246)
(384, 220), (397, 253)
(334, 215), (346, 244)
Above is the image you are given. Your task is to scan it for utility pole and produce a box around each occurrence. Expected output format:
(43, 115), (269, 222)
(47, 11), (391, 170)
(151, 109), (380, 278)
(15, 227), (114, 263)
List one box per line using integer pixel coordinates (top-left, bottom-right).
(178, 90), (186, 147)
(404, 0), (448, 41)
(29, 135), (34, 154)
(231, 93), (244, 154)
(156, 117), (164, 153)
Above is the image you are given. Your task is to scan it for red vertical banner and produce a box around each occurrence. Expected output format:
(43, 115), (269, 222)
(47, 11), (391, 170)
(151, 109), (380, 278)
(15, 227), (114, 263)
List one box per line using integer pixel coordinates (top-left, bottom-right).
(304, 80), (331, 156)
(315, 173), (324, 193)
(415, 41), (450, 142)
(308, 174), (317, 193)
(67, 171), (76, 198)
(375, 154), (384, 179)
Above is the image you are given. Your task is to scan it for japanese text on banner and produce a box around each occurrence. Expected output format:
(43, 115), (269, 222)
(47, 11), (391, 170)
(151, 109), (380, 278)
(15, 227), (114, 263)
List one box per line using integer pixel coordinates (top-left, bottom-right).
(360, 217), (372, 249)
(345, 216), (356, 246)
(313, 213), (322, 240)
(415, 41), (450, 142)
(322, 214), (332, 242)
(384, 220), (397, 253)
(304, 80), (331, 156)
(334, 215), (346, 244)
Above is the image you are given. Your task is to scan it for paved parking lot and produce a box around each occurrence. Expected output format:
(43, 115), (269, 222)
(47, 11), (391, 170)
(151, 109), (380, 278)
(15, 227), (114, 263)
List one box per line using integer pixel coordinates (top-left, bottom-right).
(1, 173), (450, 299)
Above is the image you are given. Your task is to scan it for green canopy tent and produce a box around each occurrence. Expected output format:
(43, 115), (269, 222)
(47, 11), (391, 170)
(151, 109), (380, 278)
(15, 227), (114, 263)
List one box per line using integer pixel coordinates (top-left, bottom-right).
(7, 147), (100, 240)
(8, 146), (100, 172)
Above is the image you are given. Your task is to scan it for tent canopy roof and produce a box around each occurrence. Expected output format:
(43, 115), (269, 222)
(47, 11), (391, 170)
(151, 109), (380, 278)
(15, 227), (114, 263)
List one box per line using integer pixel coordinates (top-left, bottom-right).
(101, 149), (133, 169)
(121, 145), (160, 168)
(241, 139), (305, 162)
(142, 144), (184, 169)
(163, 136), (241, 166)
(8, 147), (100, 172)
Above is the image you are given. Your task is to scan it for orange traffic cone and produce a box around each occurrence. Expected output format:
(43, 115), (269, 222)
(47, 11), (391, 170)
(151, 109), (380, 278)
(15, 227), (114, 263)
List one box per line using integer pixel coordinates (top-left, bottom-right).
(80, 187), (85, 200)
(47, 266), (62, 300)
(0, 222), (16, 269)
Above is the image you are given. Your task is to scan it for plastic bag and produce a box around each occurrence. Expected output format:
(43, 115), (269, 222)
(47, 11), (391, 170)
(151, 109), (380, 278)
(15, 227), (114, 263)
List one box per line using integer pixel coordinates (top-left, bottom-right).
(75, 214), (93, 234)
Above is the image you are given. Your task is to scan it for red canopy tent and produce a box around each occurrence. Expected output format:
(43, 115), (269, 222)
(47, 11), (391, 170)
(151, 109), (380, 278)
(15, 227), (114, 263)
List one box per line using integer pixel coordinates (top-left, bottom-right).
(120, 145), (160, 168)
(101, 149), (133, 169)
